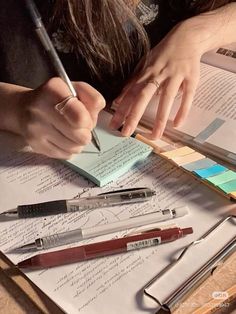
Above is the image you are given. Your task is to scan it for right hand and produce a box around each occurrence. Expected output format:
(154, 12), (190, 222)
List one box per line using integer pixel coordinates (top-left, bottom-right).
(18, 78), (105, 159)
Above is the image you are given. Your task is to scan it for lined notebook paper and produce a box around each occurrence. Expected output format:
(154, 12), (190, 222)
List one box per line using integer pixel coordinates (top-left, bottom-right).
(65, 111), (153, 186)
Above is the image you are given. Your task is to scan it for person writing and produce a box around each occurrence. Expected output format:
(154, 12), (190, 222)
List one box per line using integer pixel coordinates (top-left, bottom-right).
(0, 0), (235, 159)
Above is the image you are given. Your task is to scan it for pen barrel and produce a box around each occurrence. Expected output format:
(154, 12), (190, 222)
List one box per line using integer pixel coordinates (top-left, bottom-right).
(39, 229), (83, 249)
(20, 228), (191, 268)
(36, 209), (185, 248)
(17, 200), (67, 218)
(35, 27), (77, 97)
(66, 196), (150, 212)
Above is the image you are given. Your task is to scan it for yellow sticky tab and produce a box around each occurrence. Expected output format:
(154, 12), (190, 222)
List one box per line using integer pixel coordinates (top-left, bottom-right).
(230, 191), (236, 200)
(161, 146), (195, 159)
(172, 152), (205, 166)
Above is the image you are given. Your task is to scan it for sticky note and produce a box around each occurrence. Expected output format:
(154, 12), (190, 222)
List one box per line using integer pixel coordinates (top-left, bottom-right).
(171, 152), (205, 166)
(181, 158), (216, 172)
(218, 179), (236, 193)
(206, 170), (236, 186)
(65, 111), (152, 186)
(194, 164), (227, 179)
(161, 146), (195, 159)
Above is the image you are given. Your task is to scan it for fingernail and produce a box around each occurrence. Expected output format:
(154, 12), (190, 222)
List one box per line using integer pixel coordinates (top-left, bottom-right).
(122, 125), (132, 137)
(173, 119), (183, 128)
(109, 118), (122, 130)
(109, 120), (118, 130)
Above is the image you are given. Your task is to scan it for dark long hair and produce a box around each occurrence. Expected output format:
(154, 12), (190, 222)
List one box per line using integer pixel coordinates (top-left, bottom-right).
(51, 0), (234, 79)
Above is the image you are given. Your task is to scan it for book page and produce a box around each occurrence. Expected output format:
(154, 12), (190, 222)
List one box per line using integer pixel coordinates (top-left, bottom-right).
(66, 111), (152, 186)
(0, 131), (235, 314)
(142, 62), (236, 157)
(201, 43), (236, 73)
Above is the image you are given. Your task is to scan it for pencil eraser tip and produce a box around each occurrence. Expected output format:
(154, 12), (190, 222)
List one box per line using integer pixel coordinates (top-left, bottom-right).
(174, 206), (189, 217)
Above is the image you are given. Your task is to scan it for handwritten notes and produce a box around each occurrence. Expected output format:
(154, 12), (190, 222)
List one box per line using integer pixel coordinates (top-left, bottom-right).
(0, 131), (235, 314)
(66, 111), (152, 186)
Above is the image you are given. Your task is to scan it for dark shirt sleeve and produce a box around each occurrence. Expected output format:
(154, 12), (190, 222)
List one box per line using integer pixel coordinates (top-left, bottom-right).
(0, 0), (55, 89)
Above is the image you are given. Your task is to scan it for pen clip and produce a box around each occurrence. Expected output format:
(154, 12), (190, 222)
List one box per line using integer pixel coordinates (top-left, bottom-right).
(125, 224), (178, 237)
(98, 187), (152, 196)
(124, 228), (161, 237)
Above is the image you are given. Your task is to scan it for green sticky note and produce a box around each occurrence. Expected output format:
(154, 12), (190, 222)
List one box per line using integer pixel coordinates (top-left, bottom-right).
(65, 111), (153, 186)
(218, 179), (236, 193)
(206, 170), (236, 186)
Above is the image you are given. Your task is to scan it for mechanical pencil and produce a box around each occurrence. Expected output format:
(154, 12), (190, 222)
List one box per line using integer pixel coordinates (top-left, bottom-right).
(16, 205), (189, 250)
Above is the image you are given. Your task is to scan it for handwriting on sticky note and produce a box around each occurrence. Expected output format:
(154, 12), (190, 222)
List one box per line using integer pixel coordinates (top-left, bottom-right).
(87, 138), (152, 182)
(65, 111), (152, 186)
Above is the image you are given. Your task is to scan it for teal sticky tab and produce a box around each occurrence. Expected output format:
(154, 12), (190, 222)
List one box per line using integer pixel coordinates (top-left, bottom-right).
(218, 179), (236, 193)
(65, 111), (153, 186)
(194, 164), (227, 179)
(206, 170), (236, 186)
(182, 158), (216, 172)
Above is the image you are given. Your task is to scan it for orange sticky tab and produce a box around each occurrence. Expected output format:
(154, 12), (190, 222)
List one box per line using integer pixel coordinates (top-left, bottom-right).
(172, 152), (205, 166)
(161, 146), (195, 159)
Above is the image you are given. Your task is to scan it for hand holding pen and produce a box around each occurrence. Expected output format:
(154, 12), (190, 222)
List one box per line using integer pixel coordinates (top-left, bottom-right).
(20, 0), (105, 159)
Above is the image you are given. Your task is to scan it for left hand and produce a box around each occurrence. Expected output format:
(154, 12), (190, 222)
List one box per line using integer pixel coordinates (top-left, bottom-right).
(110, 18), (208, 138)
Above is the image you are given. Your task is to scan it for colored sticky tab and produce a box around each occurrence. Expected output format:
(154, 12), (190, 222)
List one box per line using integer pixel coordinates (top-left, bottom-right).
(182, 158), (216, 172)
(194, 118), (225, 144)
(161, 146), (194, 159)
(230, 191), (236, 200)
(172, 152), (205, 166)
(194, 164), (227, 179)
(218, 179), (236, 193)
(206, 170), (236, 186)
(135, 134), (174, 153)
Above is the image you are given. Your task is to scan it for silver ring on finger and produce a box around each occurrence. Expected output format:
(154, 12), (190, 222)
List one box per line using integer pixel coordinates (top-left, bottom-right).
(55, 95), (76, 115)
(145, 79), (161, 90)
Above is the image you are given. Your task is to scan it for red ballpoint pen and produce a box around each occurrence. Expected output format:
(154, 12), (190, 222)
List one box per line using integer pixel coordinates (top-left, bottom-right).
(17, 227), (193, 269)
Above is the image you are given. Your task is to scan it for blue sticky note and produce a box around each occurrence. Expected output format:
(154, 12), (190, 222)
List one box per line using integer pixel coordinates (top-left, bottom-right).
(65, 111), (153, 186)
(194, 164), (227, 179)
(182, 158), (216, 172)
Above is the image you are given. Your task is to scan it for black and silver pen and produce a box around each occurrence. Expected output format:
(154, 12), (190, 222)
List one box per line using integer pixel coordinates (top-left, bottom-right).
(24, 0), (101, 151)
(0, 188), (156, 218)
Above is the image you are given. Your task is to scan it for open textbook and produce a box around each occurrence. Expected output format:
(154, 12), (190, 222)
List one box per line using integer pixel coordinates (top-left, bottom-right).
(0, 131), (235, 314)
(141, 43), (236, 165)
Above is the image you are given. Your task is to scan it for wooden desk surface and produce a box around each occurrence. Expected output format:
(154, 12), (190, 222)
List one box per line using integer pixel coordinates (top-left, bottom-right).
(0, 251), (235, 314)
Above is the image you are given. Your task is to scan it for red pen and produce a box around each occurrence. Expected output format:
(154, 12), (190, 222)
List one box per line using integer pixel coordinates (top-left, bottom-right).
(17, 227), (193, 269)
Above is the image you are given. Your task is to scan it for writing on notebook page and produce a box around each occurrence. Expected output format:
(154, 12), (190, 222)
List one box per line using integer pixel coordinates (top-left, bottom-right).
(0, 132), (234, 314)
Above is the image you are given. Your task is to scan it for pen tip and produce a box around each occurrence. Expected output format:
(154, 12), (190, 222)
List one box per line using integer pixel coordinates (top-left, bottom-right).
(18, 242), (36, 251)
